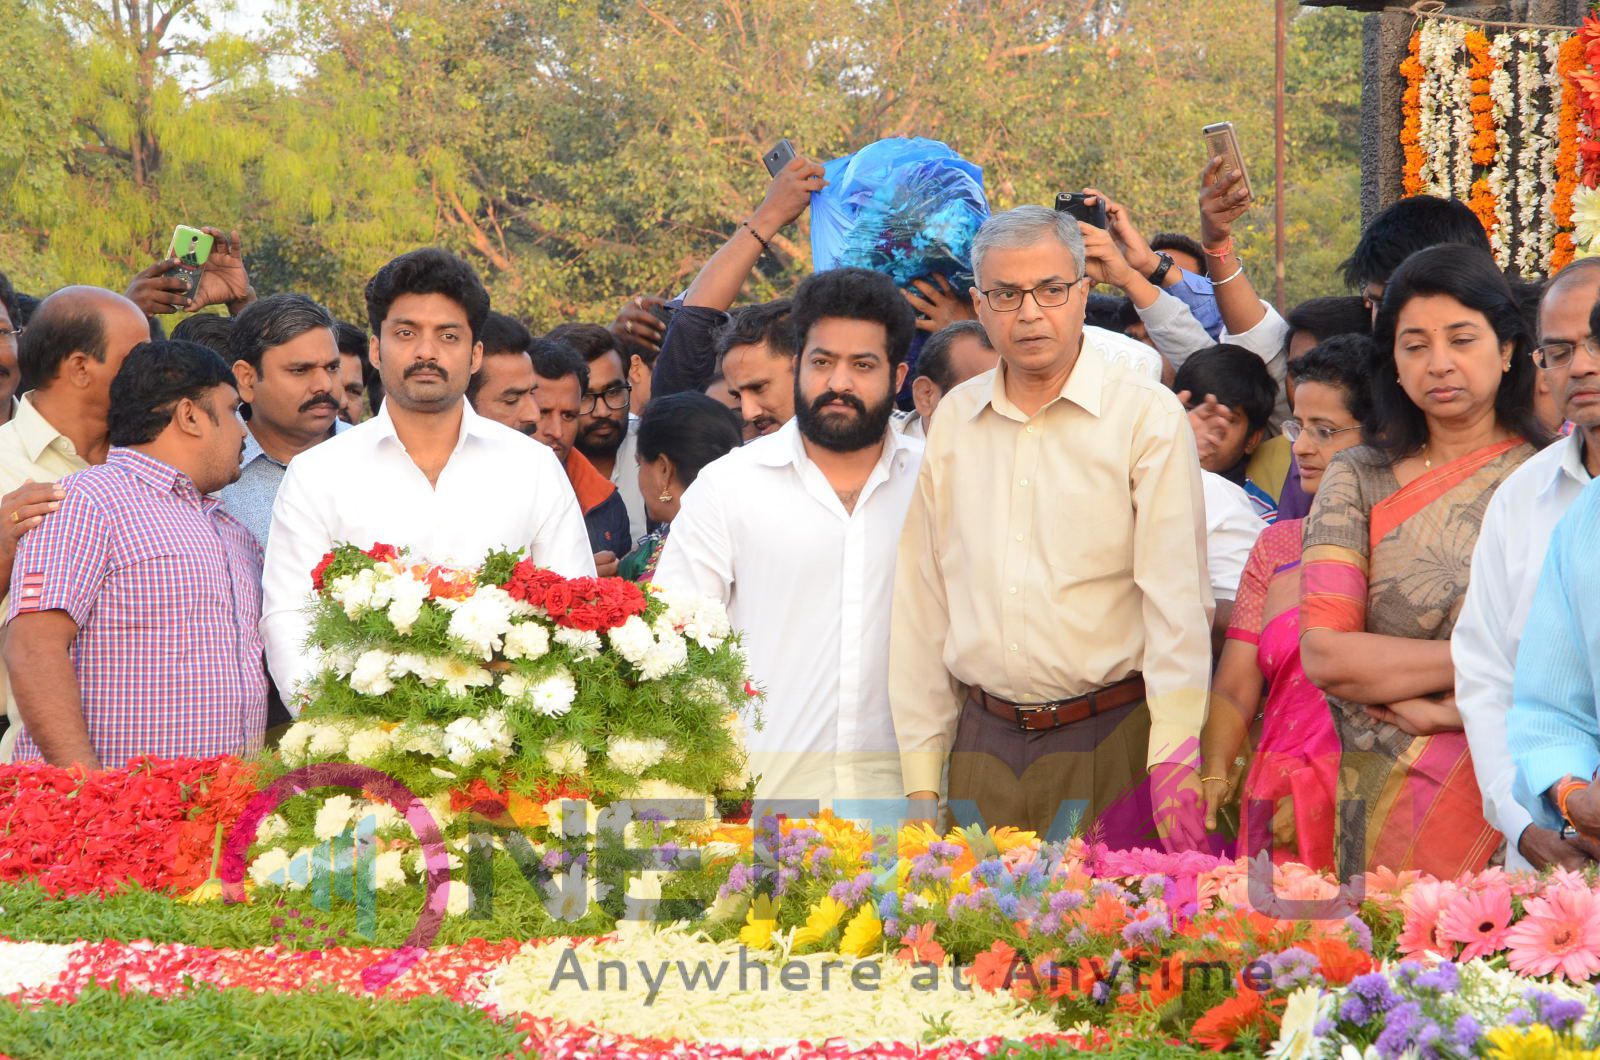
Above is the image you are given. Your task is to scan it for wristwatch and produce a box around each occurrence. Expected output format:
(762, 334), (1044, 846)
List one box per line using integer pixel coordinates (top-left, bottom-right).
(1146, 251), (1175, 286)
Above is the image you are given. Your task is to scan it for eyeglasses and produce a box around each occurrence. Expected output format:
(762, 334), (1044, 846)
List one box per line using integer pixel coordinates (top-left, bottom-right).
(1282, 419), (1361, 446)
(0, 326), (22, 349)
(1532, 336), (1600, 370)
(977, 278), (1085, 313)
(579, 382), (632, 414)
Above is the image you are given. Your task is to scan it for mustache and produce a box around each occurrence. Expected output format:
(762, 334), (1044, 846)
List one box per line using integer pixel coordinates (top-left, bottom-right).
(404, 361), (448, 380)
(299, 394), (340, 413)
(810, 390), (867, 416)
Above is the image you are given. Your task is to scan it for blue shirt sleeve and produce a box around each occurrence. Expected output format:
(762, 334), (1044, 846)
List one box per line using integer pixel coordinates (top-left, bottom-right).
(1166, 271), (1224, 339)
(1509, 490), (1600, 830)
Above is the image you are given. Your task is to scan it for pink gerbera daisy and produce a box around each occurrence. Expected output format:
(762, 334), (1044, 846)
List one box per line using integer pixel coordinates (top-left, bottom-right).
(1396, 878), (1458, 959)
(1437, 882), (1512, 961)
(1504, 885), (1600, 981)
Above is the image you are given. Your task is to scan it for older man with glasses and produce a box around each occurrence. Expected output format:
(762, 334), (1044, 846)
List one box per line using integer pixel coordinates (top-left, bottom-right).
(1458, 258), (1600, 872)
(890, 205), (1212, 850)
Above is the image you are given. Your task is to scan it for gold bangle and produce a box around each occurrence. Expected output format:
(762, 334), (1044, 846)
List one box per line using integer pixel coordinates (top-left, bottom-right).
(1199, 775), (1228, 784)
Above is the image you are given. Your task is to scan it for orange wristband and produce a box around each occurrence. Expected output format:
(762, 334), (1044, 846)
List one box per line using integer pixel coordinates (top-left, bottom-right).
(1556, 776), (1588, 828)
(1202, 238), (1234, 260)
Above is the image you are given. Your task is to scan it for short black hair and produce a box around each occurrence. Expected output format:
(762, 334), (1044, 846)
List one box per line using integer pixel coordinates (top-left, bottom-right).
(479, 311), (533, 357)
(1171, 343), (1277, 433)
(528, 337), (589, 393)
(1084, 292), (1127, 333)
(14, 293), (40, 327)
(635, 392), (743, 489)
(1369, 244), (1551, 460)
(0, 269), (18, 327)
(334, 321), (382, 410)
(1288, 333), (1374, 423)
(18, 297), (109, 391)
(170, 313), (236, 357)
(546, 322), (619, 363)
(1339, 196), (1491, 290)
(228, 294), (336, 371)
(108, 340), (239, 447)
(363, 247), (490, 342)
(916, 321), (993, 394)
(1284, 296), (1371, 351)
(714, 299), (797, 361)
(790, 267), (917, 368)
(1150, 232), (1208, 277)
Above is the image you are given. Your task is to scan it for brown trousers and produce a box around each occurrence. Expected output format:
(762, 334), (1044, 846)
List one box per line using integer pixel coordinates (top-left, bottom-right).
(946, 694), (1155, 846)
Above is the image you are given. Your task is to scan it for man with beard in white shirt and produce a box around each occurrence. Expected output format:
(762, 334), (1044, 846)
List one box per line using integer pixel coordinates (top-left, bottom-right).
(260, 248), (594, 706)
(655, 267), (921, 810)
(1455, 259), (1600, 871)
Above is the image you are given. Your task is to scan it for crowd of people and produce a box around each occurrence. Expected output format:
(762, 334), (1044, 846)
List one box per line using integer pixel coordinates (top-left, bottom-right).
(2, 147), (1598, 878)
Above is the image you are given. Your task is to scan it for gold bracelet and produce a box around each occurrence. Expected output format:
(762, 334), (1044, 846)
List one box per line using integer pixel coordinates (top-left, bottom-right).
(1199, 775), (1228, 784)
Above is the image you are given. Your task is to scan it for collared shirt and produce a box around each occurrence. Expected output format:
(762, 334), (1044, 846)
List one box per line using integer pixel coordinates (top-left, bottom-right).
(654, 419), (924, 804)
(610, 419), (647, 550)
(0, 394), (92, 762)
(1508, 468), (1600, 832)
(1457, 431), (1593, 861)
(219, 419), (350, 546)
(1086, 325), (1165, 382)
(891, 410), (926, 440)
(5, 448), (267, 767)
(890, 338), (1213, 796)
(261, 400), (596, 700)
(1202, 471), (1265, 603)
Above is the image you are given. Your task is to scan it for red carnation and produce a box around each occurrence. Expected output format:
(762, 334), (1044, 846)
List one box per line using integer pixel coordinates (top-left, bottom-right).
(310, 551), (337, 591)
(564, 603), (605, 632)
(542, 582), (575, 616)
(366, 543), (400, 563)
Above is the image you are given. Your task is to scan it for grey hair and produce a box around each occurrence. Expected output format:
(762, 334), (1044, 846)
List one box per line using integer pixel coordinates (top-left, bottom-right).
(228, 293), (337, 371)
(970, 205), (1087, 285)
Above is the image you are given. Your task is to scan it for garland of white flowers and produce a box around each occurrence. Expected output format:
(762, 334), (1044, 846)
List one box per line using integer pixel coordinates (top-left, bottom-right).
(1487, 32), (1515, 266)
(1514, 31), (1556, 274)
(1417, 20), (1450, 195)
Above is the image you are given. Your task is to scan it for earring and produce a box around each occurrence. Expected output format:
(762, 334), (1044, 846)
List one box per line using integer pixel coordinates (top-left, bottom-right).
(658, 489), (673, 503)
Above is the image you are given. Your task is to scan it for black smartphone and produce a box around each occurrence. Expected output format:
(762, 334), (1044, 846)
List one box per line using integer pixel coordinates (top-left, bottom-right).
(763, 139), (797, 178)
(1055, 192), (1107, 229)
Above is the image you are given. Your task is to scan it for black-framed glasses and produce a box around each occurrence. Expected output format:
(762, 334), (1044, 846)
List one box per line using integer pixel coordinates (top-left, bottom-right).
(580, 382), (632, 414)
(977, 278), (1085, 313)
(1282, 419), (1361, 446)
(1533, 336), (1600, 370)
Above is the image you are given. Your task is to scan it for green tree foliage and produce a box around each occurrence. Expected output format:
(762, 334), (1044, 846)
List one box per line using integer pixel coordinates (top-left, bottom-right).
(0, 0), (1363, 325)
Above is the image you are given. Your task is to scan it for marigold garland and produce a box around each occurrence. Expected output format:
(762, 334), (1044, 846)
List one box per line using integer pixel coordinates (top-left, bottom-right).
(1555, 32), (1586, 270)
(1401, 31), (1426, 196)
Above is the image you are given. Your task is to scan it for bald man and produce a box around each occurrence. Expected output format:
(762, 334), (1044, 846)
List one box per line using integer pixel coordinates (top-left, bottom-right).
(0, 287), (148, 761)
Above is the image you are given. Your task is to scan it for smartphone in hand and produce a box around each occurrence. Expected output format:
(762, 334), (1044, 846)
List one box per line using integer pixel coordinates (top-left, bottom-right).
(1055, 192), (1108, 230)
(1203, 122), (1253, 202)
(763, 139), (797, 177)
(166, 225), (215, 305)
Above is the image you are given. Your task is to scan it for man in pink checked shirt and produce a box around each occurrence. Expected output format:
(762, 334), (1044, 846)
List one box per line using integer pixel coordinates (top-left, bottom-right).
(3, 339), (265, 770)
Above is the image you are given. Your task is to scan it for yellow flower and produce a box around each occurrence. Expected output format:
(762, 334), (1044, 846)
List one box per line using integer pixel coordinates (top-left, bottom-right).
(839, 903), (883, 958)
(1484, 1025), (1600, 1060)
(989, 827), (1039, 854)
(897, 822), (941, 860)
(739, 894), (780, 950)
(790, 896), (848, 952)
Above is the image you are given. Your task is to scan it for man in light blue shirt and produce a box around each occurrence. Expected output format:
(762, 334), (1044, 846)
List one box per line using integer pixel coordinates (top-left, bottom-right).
(1508, 479), (1600, 835)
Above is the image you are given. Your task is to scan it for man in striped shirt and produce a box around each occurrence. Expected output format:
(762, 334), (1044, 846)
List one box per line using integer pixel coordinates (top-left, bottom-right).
(3, 340), (265, 769)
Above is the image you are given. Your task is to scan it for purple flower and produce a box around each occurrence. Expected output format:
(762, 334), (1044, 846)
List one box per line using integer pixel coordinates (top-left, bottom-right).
(1314, 1019), (1334, 1037)
(1412, 961), (1460, 995)
(1507, 1007), (1532, 1027)
(1350, 972), (1398, 1010)
(1449, 1015), (1481, 1051)
(883, 917), (901, 938)
(1375, 1000), (1422, 1059)
(997, 894), (1021, 919)
(1120, 912), (1172, 949)
(1339, 996), (1370, 1024)
(1262, 947), (1319, 992)
(1048, 890), (1085, 914)
(1344, 914), (1374, 954)
(1529, 990), (1588, 1033)
(877, 893), (900, 919)
(1035, 913), (1061, 935)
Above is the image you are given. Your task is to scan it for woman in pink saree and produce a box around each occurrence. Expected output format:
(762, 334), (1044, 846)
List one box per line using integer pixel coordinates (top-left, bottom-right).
(1201, 336), (1371, 870)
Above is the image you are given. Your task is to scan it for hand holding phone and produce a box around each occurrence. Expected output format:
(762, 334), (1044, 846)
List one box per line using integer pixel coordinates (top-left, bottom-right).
(166, 225), (216, 306)
(1203, 122), (1253, 203)
(763, 139), (798, 178)
(1055, 192), (1108, 230)
(754, 140), (825, 233)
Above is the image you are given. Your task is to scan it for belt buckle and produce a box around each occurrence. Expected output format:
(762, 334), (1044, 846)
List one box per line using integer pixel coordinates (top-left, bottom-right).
(1014, 707), (1034, 733)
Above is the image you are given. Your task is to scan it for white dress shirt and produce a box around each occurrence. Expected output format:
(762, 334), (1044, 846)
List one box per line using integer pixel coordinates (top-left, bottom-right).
(1202, 471), (1265, 603)
(610, 418), (647, 550)
(654, 418), (924, 807)
(1086, 325), (1165, 382)
(261, 400), (595, 701)
(1455, 430), (1592, 871)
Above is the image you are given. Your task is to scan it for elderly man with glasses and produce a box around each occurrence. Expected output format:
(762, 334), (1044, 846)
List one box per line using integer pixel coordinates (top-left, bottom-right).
(890, 205), (1212, 851)
(1457, 258), (1600, 872)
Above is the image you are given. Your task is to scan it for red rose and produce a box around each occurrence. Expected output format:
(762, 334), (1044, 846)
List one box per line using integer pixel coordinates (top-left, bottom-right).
(542, 582), (575, 616)
(564, 603), (604, 631)
(310, 551), (337, 591)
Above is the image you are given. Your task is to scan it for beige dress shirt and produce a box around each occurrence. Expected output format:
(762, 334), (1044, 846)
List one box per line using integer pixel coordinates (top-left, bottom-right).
(0, 394), (91, 760)
(889, 338), (1214, 796)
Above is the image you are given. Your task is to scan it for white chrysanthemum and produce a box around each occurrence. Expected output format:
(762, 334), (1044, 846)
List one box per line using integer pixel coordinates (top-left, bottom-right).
(623, 778), (713, 823)
(278, 723), (313, 762)
(443, 716), (497, 766)
(374, 849), (409, 891)
(606, 615), (655, 667)
(1576, 185), (1600, 250)
(447, 585), (518, 659)
(530, 668), (578, 718)
(544, 797), (600, 837)
(323, 649), (358, 677)
(420, 792), (455, 829)
(388, 653), (430, 679)
(380, 571), (431, 634)
(683, 598), (731, 652)
(346, 727), (392, 763)
(307, 724), (347, 758)
(503, 621), (550, 661)
(554, 627), (602, 661)
(394, 722), (445, 758)
(350, 649), (396, 696)
(360, 802), (402, 834)
(480, 709), (514, 753)
(408, 848), (463, 876)
(330, 568), (378, 617)
(423, 657), (495, 698)
(544, 739), (589, 775)
(248, 847), (293, 888)
(444, 880), (472, 916)
(499, 672), (532, 703)
(313, 793), (358, 841)
(640, 623), (688, 680)
(256, 814), (291, 843)
(606, 735), (670, 775)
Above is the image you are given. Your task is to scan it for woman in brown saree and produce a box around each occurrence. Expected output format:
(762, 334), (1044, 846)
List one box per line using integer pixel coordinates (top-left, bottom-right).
(1300, 245), (1552, 878)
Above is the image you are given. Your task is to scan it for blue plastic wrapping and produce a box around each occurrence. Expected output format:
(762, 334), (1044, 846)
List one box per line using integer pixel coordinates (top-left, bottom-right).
(810, 137), (990, 291)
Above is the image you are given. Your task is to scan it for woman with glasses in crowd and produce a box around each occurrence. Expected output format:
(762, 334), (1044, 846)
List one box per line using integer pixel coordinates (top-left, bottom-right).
(1298, 246), (1550, 877)
(1201, 334), (1370, 869)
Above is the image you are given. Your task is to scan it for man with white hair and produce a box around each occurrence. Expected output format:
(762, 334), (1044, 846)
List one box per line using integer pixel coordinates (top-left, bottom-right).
(890, 205), (1212, 849)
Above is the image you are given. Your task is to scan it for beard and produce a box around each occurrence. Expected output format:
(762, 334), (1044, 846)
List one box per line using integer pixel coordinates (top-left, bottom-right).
(793, 384), (896, 453)
(576, 414), (627, 459)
